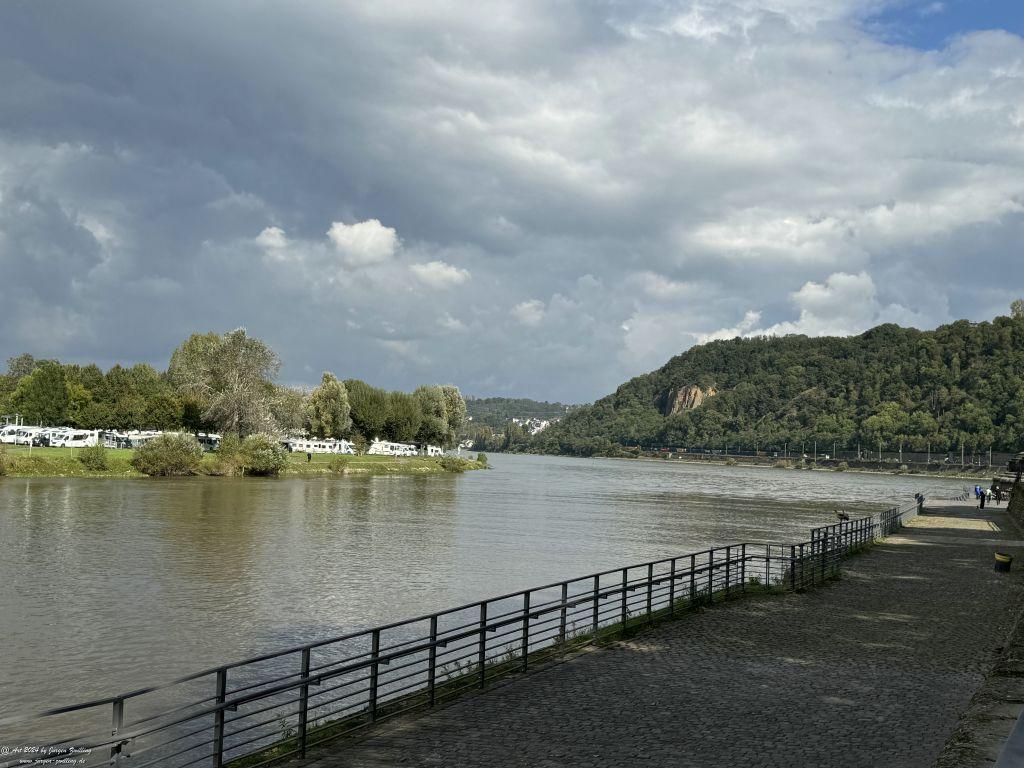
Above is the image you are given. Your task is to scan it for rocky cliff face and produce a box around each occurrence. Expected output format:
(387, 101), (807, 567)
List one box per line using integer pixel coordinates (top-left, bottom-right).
(660, 384), (717, 416)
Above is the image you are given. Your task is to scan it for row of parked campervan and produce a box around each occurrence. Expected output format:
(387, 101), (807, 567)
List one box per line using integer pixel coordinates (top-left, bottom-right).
(0, 426), (223, 451)
(282, 438), (358, 455)
(0, 426), (99, 447)
(282, 438), (443, 457)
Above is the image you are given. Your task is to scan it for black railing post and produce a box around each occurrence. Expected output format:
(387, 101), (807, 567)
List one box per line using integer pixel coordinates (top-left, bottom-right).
(708, 550), (715, 604)
(646, 563), (654, 623)
(367, 631), (379, 723)
(592, 575), (599, 636)
(668, 558), (677, 616)
(428, 615), (438, 705)
(620, 568), (628, 632)
(725, 545), (731, 596)
(478, 602), (487, 689)
(111, 697), (124, 767)
(521, 592), (531, 671)
(559, 582), (569, 653)
(298, 648), (311, 756)
(690, 553), (696, 604)
(789, 546), (796, 591)
(212, 670), (226, 768)
(740, 544), (746, 593)
(798, 543), (805, 589)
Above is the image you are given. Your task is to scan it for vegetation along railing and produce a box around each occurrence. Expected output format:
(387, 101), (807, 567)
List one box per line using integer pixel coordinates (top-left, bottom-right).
(0, 501), (918, 768)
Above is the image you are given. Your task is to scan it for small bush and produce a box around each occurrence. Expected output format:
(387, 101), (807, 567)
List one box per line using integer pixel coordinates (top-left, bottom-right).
(132, 434), (203, 476)
(476, 452), (488, 467)
(0, 445), (6, 476)
(772, 460), (792, 469)
(78, 444), (109, 471)
(211, 434), (246, 476)
(240, 433), (288, 476)
(835, 461), (849, 471)
(439, 455), (472, 472)
(724, 457), (737, 466)
(329, 456), (351, 473)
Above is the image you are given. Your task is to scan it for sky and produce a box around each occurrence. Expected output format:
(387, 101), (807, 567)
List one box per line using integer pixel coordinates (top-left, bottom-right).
(1, 1), (1022, 404)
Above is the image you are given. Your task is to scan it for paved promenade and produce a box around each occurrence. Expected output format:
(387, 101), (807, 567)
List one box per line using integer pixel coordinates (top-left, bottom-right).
(308, 499), (1024, 768)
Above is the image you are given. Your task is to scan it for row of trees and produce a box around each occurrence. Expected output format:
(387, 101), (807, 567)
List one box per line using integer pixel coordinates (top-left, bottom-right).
(535, 307), (1024, 457)
(0, 330), (467, 446)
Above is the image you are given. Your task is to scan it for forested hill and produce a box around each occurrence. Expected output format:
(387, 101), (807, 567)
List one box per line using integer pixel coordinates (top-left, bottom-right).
(533, 313), (1024, 457)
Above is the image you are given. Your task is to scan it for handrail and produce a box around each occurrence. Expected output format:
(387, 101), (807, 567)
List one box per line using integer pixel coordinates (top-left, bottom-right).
(0, 500), (918, 768)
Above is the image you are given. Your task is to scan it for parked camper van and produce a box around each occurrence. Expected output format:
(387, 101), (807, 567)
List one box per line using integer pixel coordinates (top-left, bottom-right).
(0, 425), (21, 444)
(367, 440), (417, 456)
(422, 445), (443, 457)
(51, 430), (99, 448)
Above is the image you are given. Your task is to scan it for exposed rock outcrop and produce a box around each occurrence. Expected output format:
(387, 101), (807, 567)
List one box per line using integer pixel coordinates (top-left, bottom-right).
(660, 384), (717, 416)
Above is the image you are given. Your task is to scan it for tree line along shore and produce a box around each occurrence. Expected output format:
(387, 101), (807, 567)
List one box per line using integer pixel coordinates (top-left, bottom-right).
(0, 329), (483, 479)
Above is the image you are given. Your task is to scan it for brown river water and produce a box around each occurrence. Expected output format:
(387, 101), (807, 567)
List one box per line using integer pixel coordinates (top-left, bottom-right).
(0, 453), (968, 724)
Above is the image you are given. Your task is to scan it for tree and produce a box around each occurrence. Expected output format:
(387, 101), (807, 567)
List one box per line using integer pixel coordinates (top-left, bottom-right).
(440, 385), (467, 446)
(6, 353), (38, 379)
(346, 379), (389, 440)
(415, 385), (448, 446)
(271, 386), (307, 435)
(168, 329), (280, 436)
(385, 391), (423, 442)
(1012, 299), (1024, 320)
(305, 374), (351, 438)
(11, 363), (68, 425)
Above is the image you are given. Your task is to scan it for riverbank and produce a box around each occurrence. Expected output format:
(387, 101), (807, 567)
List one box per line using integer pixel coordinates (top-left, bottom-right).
(0, 446), (485, 478)
(515, 449), (995, 481)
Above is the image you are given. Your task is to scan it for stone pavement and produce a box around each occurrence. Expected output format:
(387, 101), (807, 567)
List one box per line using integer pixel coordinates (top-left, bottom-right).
(306, 499), (1024, 768)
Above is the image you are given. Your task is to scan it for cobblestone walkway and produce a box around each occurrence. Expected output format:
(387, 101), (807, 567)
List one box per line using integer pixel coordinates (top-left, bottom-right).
(307, 500), (1024, 768)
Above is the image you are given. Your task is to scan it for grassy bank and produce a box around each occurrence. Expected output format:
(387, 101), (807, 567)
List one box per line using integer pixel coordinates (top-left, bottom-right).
(0, 446), (485, 478)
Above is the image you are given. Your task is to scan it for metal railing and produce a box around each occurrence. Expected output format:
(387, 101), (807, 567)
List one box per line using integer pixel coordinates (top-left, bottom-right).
(0, 502), (917, 768)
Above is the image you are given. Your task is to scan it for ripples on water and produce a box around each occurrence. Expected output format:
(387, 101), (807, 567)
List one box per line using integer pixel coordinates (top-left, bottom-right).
(0, 454), (968, 716)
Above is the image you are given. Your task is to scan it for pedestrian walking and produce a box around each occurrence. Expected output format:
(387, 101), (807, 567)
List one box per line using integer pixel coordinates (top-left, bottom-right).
(980, 490), (987, 509)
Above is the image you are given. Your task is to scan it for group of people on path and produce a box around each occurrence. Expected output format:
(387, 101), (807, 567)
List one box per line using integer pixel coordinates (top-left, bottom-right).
(976, 485), (1004, 508)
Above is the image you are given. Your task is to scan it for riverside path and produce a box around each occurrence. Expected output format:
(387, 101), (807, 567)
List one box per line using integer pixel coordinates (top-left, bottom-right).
(302, 498), (1024, 768)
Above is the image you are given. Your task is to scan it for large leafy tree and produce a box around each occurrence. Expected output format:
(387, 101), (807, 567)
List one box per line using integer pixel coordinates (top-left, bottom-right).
(385, 391), (423, 442)
(11, 362), (69, 425)
(346, 379), (390, 440)
(415, 385), (448, 446)
(168, 329), (280, 436)
(305, 373), (351, 439)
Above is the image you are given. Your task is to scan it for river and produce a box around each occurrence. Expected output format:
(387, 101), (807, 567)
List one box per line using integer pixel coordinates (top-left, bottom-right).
(0, 453), (968, 722)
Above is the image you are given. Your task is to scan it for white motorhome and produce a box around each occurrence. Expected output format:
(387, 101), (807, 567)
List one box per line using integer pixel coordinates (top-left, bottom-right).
(51, 430), (99, 448)
(285, 438), (356, 455)
(0, 425), (21, 444)
(367, 439), (417, 456)
(422, 445), (443, 457)
(12, 427), (45, 446)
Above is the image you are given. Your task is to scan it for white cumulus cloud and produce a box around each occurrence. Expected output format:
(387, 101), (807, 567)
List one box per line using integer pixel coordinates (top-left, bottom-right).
(409, 260), (471, 288)
(327, 219), (399, 267)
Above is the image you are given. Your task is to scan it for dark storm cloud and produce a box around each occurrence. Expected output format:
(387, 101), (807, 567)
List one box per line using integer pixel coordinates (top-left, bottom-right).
(1, 1), (1022, 402)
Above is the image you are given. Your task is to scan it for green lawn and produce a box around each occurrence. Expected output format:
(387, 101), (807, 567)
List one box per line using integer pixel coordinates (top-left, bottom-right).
(0, 445), (484, 478)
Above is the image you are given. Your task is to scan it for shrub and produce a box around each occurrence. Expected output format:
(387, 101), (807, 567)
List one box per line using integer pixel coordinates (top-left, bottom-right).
(724, 457), (737, 466)
(476, 452), (488, 467)
(211, 434), (246, 476)
(772, 460), (791, 469)
(78, 444), (109, 471)
(240, 433), (288, 476)
(0, 445), (6, 476)
(835, 461), (849, 471)
(131, 434), (203, 476)
(329, 456), (351, 473)
(439, 455), (472, 472)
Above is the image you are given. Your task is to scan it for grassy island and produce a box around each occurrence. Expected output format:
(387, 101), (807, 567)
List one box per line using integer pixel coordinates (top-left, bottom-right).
(0, 446), (485, 479)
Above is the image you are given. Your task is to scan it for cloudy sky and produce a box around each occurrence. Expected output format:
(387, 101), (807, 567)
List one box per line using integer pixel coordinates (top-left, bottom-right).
(1, 1), (1022, 403)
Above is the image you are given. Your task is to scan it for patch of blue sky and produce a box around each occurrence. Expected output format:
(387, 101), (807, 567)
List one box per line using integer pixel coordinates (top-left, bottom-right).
(863, 0), (1024, 50)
